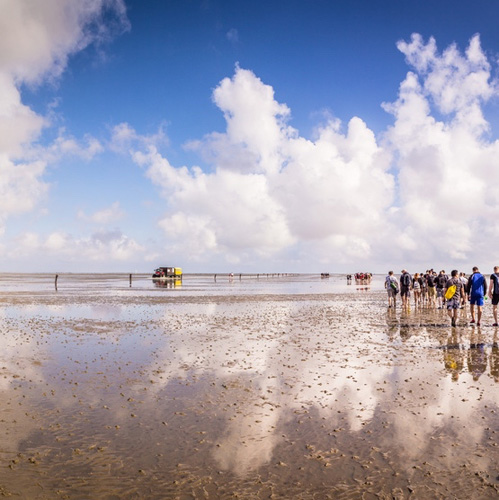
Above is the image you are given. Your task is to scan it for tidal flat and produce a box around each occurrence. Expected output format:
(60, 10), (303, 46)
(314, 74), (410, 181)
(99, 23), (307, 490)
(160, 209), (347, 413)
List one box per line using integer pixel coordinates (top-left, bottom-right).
(0, 274), (498, 499)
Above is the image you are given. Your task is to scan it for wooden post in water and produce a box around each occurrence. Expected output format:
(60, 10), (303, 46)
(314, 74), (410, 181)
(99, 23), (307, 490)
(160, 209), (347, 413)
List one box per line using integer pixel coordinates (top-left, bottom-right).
(55, 274), (58, 290)
(129, 274), (132, 287)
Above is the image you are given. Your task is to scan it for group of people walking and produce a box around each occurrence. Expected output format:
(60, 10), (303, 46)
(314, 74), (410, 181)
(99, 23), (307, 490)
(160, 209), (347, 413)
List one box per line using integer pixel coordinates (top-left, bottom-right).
(385, 267), (499, 327)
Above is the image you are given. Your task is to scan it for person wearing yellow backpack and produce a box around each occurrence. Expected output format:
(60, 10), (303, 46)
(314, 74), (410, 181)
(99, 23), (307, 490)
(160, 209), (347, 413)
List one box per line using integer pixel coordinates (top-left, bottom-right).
(445, 270), (466, 327)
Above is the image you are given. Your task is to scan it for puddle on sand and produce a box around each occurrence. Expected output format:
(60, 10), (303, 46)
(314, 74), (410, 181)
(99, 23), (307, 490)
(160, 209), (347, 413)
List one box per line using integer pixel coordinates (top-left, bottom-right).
(0, 290), (498, 499)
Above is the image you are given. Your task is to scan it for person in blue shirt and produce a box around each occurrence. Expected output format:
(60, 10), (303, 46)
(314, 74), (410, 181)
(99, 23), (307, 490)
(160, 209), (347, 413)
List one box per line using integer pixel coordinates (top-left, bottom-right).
(466, 266), (487, 326)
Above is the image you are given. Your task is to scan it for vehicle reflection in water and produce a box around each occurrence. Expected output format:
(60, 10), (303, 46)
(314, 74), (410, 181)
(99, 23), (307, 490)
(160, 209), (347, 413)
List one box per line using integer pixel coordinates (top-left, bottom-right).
(153, 278), (182, 288)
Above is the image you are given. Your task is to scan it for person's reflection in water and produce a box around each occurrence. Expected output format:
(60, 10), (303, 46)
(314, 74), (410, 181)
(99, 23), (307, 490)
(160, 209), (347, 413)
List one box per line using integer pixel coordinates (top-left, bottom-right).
(399, 309), (412, 341)
(468, 327), (488, 382)
(491, 328), (499, 382)
(385, 307), (399, 341)
(442, 329), (464, 381)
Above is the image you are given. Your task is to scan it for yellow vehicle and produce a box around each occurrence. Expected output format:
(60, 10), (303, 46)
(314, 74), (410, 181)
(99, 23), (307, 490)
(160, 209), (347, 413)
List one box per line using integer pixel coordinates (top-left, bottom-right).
(152, 267), (182, 279)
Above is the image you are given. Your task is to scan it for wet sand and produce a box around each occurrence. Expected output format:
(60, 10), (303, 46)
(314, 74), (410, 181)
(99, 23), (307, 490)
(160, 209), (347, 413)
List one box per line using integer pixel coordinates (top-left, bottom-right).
(0, 274), (498, 499)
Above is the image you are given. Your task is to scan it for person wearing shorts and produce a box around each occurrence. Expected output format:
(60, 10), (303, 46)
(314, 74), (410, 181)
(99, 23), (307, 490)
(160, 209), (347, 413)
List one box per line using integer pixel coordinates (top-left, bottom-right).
(436, 270), (447, 309)
(412, 272), (422, 307)
(400, 270), (412, 308)
(426, 271), (437, 307)
(466, 266), (487, 326)
(385, 271), (398, 308)
(489, 266), (499, 326)
(420, 273), (428, 305)
(445, 270), (465, 327)
(459, 273), (468, 308)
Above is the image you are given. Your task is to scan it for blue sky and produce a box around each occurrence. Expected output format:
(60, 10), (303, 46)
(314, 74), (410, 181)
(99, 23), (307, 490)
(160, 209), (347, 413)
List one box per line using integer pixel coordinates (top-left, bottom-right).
(3, 0), (499, 273)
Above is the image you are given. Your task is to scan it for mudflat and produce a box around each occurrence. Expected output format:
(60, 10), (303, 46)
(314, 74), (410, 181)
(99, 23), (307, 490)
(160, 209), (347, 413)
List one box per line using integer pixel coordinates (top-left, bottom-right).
(0, 274), (498, 499)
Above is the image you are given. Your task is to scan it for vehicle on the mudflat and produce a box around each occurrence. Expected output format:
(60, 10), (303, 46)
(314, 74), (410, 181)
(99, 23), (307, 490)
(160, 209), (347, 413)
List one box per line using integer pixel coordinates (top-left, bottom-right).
(152, 267), (182, 279)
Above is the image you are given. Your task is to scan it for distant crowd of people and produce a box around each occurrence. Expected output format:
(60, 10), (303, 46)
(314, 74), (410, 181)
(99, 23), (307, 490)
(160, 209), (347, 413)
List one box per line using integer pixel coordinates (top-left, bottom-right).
(354, 272), (372, 281)
(385, 267), (499, 327)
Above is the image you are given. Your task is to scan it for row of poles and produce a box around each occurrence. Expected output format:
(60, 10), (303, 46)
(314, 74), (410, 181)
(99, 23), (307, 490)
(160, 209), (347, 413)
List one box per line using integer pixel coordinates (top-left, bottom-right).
(213, 273), (295, 281)
(54, 273), (296, 290)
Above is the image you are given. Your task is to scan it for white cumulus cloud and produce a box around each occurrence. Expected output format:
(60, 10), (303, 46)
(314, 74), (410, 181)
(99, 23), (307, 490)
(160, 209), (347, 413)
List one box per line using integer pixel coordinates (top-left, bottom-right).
(7, 229), (144, 264)
(127, 66), (394, 267)
(0, 0), (128, 235)
(128, 34), (499, 270)
(0, 0), (129, 85)
(383, 33), (499, 264)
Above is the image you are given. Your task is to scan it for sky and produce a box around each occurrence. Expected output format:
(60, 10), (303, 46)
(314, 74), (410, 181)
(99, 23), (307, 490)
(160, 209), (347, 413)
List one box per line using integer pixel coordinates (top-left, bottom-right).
(2, 0), (499, 274)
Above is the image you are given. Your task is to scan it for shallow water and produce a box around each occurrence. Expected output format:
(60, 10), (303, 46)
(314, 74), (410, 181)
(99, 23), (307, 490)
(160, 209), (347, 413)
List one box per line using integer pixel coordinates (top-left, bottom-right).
(0, 272), (362, 296)
(0, 274), (498, 499)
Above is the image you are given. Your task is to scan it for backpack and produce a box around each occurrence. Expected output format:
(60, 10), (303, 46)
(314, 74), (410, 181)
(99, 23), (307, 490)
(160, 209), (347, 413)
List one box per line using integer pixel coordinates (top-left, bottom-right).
(427, 275), (435, 287)
(402, 273), (411, 286)
(390, 280), (399, 294)
(437, 275), (446, 288)
(445, 284), (457, 300)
